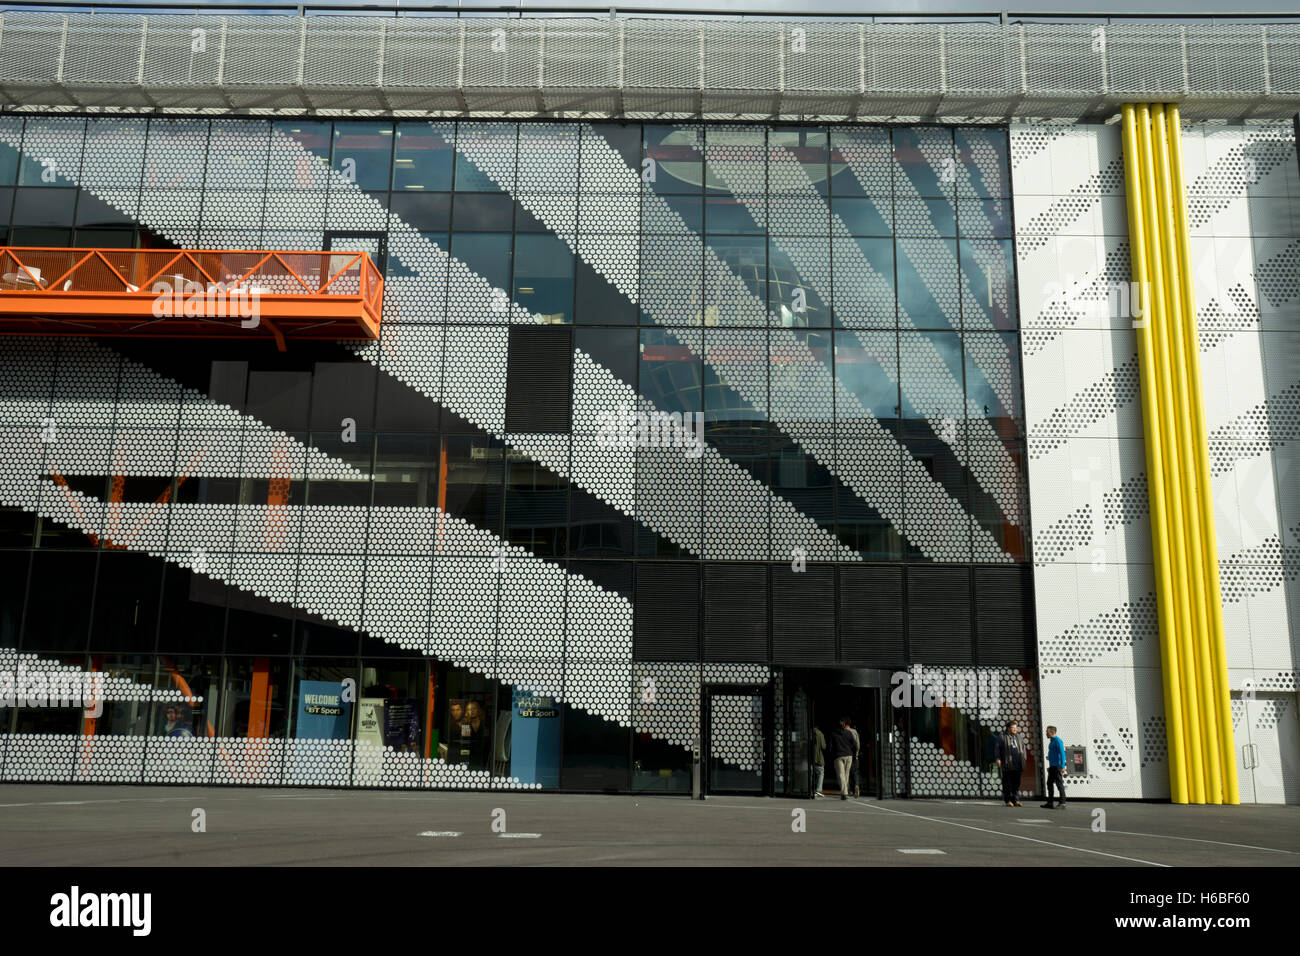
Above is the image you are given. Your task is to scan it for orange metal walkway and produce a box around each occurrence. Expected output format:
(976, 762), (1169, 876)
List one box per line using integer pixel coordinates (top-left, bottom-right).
(0, 247), (383, 349)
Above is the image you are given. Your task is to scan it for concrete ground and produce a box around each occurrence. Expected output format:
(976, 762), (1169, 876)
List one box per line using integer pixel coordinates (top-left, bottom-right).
(0, 784), (1297, 866)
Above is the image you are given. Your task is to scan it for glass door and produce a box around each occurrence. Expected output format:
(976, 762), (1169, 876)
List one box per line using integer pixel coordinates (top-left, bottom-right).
(705, 685), (770, 795)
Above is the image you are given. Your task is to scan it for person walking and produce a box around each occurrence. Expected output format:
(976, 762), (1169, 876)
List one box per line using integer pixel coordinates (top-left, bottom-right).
(1042, 725), (1067, 808)
(994, 720), (1027, 807)
(810, 724), (827, 798)
(847, 718), (862, 798)
(829, 716), (858, 801)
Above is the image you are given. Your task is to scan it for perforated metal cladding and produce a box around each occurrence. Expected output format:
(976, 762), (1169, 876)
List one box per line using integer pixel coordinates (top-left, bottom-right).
(6, 13), (1300, 120)
(0, 110), (1048, 794)
(1015, 120), (1300, 799)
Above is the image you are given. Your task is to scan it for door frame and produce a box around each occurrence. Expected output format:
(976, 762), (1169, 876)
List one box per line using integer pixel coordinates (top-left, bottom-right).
(323, 230), (387, 274)
(702, 683), (774, 797)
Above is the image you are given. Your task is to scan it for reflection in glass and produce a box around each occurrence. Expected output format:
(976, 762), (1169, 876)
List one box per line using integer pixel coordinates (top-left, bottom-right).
(505, 453), (568, 557)
(331, 121), (393, 191)
(964, 332), (1023, 437)
(831, 237), (894, 328)
(450, 232), (511, 292)
(220, 657), (290, 739)
(639, 329), (702, 414)
(393, 122), (454, 191)
(832, 196), (891, 237)
(512, 233), (574, 323)
(373, 434), (440, 508)
(768, 238), (829, 327)
(896, 239), (960, 330)
(440, 435), (504, 534)
(834, 330), (899, 430)
(643, 124), (703, 195)
(769, 127), (829, 194)
(154, 655), (221, 739)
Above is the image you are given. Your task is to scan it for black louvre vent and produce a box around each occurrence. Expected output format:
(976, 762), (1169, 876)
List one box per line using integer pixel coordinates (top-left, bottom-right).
(505, 326), (572, 433)
(772, 564), (835, 664)
(907, 566), (973, 664)
(703, 563), (768, 661)
(974, 566), (1035, 666)
(633, 562), (699, 661)
(839, 565), (904, 666)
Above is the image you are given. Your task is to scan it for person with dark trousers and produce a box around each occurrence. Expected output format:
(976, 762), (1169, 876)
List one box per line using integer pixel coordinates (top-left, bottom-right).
(1042, 725), (1067, 808)
(994, 720), (1027, 807)
(829, 717), (858, 801)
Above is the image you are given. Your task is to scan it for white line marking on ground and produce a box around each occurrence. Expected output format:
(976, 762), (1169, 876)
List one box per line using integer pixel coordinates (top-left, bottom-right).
(1058, 827), (1295, 854)
(418, 831), (462, 837)
(898, 848), (946, 854)
(850, 801), (1168, 867)
(500, 833), (541, 839)
(1017, 819), (1051, 824)
(0, 798), (182, 808)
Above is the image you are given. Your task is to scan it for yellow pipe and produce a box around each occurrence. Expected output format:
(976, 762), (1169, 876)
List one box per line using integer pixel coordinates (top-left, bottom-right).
(1166, 104), (1240, 804)
(1152, 104), (1223, 803)
(1147, 105), (1207, 802)
(1121, 104), (1188, 804)
(1140, 104), (1205, 803)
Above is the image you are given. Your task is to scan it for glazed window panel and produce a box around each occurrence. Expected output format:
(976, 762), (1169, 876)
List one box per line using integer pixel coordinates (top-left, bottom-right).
(769, 127), (829, 196)
(512, 233), (575, 324)
(18, 117), (85, 188)
(831, 236), (895, 328)
(834, 330), (901, 434)
(453, 122), (515, 193)
(768, 238), (829, 328)
(963, 331), (1024, 437)
(705, 236), (766, 326)
(220, 656), (291, 740)
(960, 238), (1018, 330)
(393, 121), (455, 191)
(829, 127), (891, 198)
(896, 238), (961, 331)
(331, 120), (396, 192)
(643, 123), (704, 196)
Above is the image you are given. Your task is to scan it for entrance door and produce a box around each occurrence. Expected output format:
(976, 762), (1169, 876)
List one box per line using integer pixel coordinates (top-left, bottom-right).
(324, 231), (386, 274)
(791, 674), (884, 798)
(704, 686), (770, 795)
(1234, 692), (1300, 804)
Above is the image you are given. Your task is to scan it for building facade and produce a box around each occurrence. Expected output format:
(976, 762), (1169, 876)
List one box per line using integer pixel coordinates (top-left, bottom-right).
(0, 3), (1295, 802)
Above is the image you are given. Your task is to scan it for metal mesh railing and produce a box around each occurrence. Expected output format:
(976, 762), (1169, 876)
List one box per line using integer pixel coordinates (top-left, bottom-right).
(0, 12), (1298, 120)
(0, 247), (383, 331)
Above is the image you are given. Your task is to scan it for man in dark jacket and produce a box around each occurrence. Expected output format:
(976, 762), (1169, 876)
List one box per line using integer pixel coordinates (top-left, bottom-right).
(810, 725), (827, 798)
(994, 721), (1027, 807)
(830, 717), (858, 801)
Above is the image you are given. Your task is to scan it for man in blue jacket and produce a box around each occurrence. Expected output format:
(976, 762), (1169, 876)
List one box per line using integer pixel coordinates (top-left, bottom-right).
(1042, 725), (1067, 808)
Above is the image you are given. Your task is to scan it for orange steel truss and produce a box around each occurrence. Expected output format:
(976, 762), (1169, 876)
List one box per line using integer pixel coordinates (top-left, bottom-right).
(0, 247), (383, 348)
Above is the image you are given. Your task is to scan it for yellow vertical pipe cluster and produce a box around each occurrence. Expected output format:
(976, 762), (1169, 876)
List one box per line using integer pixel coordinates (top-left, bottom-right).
(1119, 104), (1238, 805)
